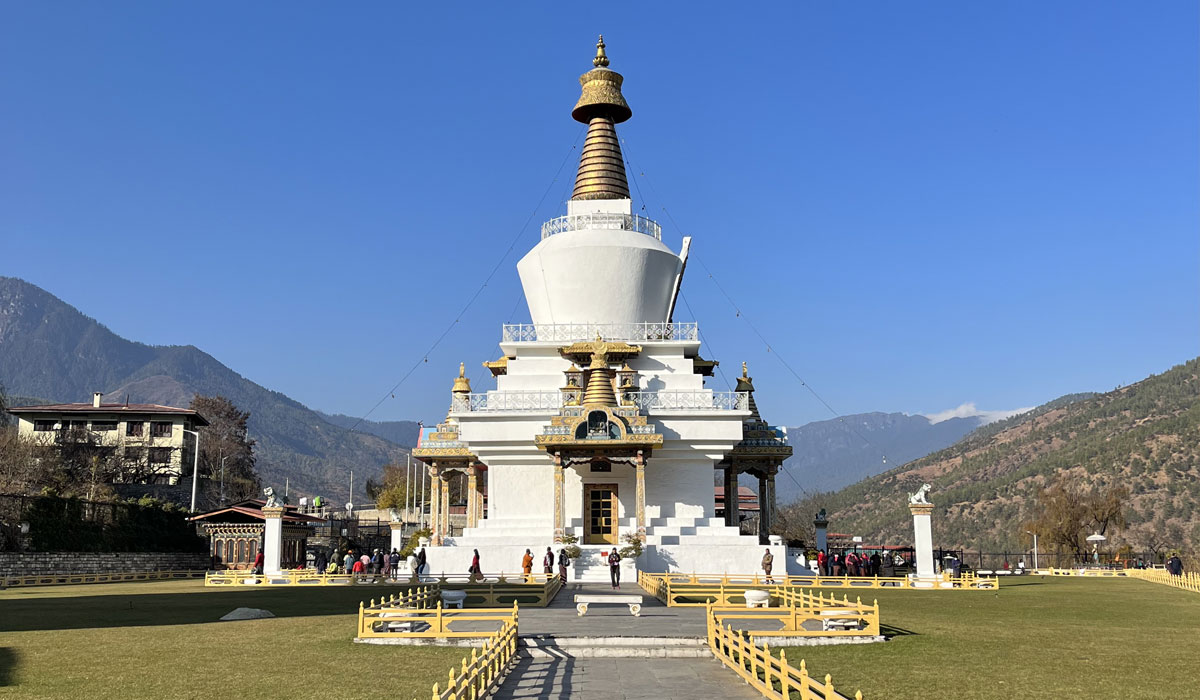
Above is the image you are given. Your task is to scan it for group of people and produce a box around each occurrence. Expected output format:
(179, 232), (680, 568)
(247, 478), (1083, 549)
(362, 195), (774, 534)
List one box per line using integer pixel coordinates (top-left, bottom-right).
(320, 547), (430, 579)
(517, 547), (576, 584)
(814, 549), (887, 577)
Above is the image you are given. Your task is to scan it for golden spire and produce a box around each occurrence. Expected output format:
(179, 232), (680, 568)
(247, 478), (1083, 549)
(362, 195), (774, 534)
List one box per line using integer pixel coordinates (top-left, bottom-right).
(571, 35), (631, 201)
(593, 34), (610, 67)
(735, 362), (761, 420)
(582, 352), (618, 407)
(451, 362), (472, 393)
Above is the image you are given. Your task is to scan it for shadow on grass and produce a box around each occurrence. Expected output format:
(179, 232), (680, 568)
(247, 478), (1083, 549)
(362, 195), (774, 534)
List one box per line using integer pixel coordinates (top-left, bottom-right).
(880, 624), (917, 638)
(0, 647), (17, 686)
(0, 585), (418, 633)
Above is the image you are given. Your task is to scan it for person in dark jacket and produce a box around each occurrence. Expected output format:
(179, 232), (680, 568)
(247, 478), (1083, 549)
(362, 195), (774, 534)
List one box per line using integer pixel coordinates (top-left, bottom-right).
(416, 547), (428, 577)
(607, 549), (621, 589)
(557, 548), (570, 583)
(1167, 555), (1184, 576)
(543, 547), (555, 575)
(314, 550), (327, 575)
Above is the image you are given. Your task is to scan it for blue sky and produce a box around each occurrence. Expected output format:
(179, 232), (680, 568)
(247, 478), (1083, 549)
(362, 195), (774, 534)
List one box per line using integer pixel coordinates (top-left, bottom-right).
(2, 2), (1197, 429)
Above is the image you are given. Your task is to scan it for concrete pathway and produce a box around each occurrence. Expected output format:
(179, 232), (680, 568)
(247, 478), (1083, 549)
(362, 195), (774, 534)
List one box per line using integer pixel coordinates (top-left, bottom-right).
(491, 655), (763, 700)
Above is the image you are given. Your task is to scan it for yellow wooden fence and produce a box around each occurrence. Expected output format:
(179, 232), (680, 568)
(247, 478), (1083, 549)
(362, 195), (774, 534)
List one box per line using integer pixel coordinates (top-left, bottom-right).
(2, 570), (206, 588)
(707, 602), (862, 700)
(204, 570), (562, 605)
(425, 611), (519, 700)
(359, 598), (519, 640)
(639, 571), (994, 606)
(1127, 568), (1200, 594)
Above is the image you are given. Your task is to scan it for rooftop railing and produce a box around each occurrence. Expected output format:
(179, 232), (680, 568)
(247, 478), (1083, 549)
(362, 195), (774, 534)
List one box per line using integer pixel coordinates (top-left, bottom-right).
(451, 390), (749, 413)
(628, 391), (749, 412)
(540, 212), (662, 240)
(501, 322), (699, 343)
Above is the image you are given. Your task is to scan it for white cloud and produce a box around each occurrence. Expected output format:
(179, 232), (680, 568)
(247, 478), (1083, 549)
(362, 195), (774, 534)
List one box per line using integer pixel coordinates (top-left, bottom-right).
(922, 402), (1035, 425)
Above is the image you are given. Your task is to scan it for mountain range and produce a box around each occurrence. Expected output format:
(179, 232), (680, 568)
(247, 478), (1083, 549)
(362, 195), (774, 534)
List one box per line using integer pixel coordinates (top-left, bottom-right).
(0, 276), (409, 504)
(814, 358), (1200, 553)
(775, 412), (996, 500)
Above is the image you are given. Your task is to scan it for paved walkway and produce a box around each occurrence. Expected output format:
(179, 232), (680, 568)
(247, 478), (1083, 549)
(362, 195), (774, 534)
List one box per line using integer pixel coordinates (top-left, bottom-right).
(491, 656), (762, 700)
(487, 583), (766, 699)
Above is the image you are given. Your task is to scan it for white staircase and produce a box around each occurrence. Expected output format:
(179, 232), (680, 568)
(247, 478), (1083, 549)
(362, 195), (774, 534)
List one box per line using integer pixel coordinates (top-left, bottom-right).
(643, 516), (758, 546)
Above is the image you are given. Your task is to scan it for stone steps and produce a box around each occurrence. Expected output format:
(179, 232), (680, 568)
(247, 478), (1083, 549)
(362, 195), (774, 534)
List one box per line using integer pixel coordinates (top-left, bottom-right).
(519, 635), (710, 658)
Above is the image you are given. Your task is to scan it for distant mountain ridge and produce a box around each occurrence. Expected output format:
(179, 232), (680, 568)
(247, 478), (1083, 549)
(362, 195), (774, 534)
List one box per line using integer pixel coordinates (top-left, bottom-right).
(0, 276), (408, 503)
(816, 360), (1200, 552)
(777, 412), (990, 500)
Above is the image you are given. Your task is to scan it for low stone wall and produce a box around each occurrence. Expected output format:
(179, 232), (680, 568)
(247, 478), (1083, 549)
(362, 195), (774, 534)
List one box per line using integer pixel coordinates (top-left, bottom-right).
(0, 551), (209, 577)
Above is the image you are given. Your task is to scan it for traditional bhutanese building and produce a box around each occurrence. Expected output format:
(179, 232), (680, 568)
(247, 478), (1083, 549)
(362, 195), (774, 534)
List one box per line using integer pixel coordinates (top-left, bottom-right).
(415, 38), (793, 580)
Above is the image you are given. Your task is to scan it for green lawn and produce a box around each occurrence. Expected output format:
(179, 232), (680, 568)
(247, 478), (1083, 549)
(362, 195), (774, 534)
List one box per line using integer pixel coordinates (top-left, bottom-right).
(782, 576), (1200, 700)
(0, 580), (464, 700)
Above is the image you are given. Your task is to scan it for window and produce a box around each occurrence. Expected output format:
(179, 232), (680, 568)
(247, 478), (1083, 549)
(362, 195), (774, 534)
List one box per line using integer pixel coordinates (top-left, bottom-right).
(124, 447), (145, 462)
(590, 460), (612, 473)
(126, 421), (144, 437)
(236, 540), (245, 563)
(64, 420), (87, 430)
(150, 422), (173, 438)
(92, 421), (117, 432)
(148, 447), (172, 464)
(34, 420), (55, 432)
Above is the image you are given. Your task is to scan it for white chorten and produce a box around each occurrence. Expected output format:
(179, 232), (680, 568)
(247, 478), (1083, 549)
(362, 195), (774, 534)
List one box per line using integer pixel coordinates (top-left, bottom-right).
(413, 37), (794, 581)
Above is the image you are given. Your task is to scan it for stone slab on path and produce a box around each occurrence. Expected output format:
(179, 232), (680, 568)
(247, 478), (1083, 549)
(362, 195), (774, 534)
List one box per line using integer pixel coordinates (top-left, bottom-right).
(491, 655), (763, 700)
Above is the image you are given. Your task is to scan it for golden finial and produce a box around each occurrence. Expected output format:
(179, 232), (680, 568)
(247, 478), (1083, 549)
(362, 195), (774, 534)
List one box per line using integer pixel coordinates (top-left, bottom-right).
(451, 362), (472, 394)
(736, 361), (755, 394)
(742, 362), (749, 378)
(593, 35), (610, 68)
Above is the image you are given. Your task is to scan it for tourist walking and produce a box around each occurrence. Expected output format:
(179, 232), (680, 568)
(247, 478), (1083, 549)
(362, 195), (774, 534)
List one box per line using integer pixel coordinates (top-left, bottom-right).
(543, 547), (554, 575)
(557, 548), (570, 583)
(406, 551), (419, 581)
(371, 549), (384, 575)
(417, 547), (428, 578)
(343, 550), (354, 574)
(470, 549), (483, 582)
(870, 552), (881, 577)
(830, 552), (841, 576)
(252, 549), (264, 576)
(607, 548), (621, 589)
(389, 549), (401, 578)
(761, 548), (775, 584)
(359, 552), (371, 574)
(817, 549), (827, 576)
(314, 549), (327, 575)
(521, 549), (534, 581)
(1167, 554), (1183, 576)
(352, 557), (365, 575)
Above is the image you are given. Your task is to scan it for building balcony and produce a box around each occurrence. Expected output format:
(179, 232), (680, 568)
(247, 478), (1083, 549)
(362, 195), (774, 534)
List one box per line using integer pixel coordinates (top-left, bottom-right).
(451, 390), (748, 413)
(540, 212), (661, 240)
(501, 322), (699, 343)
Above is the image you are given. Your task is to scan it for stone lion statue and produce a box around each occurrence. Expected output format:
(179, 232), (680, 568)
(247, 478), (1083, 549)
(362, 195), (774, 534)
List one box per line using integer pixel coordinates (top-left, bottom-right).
(263, 486), (283, 508)
(908, 483), (932, 505)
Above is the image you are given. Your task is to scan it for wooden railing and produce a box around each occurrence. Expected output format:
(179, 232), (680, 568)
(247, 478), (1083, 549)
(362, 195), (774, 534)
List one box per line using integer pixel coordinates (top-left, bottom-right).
(425, 609), (519, 700)
(2, 570), (206, 588)
(707, 602), (862, 700)
(1044, 568), (1131, 577)
(205, 570), (562, 605)
(1126, 569), (1200, 593)
(358, 593), (519, 640)
(638, 571), (994, 606)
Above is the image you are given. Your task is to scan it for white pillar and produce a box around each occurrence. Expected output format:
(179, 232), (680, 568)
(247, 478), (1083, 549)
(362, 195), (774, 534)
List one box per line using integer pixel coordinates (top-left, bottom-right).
(389, 522), (405, 552)
(262, 506), (285, 575)
(909, 502), (935, 578)
(814, 516), (828, 554)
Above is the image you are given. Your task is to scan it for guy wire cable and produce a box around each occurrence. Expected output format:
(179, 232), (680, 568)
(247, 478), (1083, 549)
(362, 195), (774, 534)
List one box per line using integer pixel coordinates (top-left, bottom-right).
(347, 125), (587, 433)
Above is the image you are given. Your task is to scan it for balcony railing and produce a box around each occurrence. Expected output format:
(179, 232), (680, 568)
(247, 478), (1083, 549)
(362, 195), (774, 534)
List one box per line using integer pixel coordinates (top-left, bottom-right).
(541, 212), (662, 240)
(628, 391), (749, 412)
(452, 391), (563, 413)
(452, 390), (748, 413)
(501, 322), (699, 343)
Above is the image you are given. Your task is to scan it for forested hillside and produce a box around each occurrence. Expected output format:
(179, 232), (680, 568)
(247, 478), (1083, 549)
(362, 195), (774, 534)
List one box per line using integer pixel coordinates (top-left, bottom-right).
(818, 359), (1200, 553)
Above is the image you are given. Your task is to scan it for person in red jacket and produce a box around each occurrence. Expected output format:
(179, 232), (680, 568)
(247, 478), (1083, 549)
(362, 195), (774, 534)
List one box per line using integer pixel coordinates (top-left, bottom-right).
(253, 550), (264, 576)
(817, 549), (827, 577)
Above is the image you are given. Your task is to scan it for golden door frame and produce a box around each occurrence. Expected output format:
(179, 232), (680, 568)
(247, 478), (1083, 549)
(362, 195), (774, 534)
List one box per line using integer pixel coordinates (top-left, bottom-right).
(584, 483), (619, 545)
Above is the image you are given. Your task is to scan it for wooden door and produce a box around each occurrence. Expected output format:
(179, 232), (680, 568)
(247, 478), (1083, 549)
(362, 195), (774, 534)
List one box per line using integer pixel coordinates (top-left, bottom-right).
(585, 484), (618, 545)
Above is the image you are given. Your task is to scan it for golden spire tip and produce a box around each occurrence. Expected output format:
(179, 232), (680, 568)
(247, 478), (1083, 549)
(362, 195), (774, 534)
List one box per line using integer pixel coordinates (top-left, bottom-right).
(593, 35), (609, 68)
